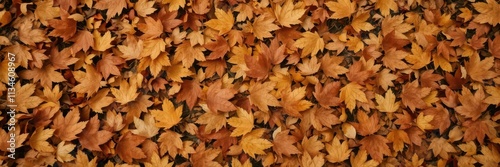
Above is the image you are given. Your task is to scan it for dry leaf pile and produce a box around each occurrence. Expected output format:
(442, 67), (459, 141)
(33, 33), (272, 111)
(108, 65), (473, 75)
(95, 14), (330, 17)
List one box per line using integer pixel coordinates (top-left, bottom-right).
(1, 0), (500, 166)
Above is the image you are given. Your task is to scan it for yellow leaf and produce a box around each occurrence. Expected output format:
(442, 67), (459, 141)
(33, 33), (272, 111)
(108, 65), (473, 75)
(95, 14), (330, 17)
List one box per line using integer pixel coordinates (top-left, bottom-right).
(29, 128), (55, 153)
(56, 141), (76, 162)
(473, 145), (500, 166)
(173, 41), (206, 68)
(433, 52), (452, 72)
(406, 43), (431, 69)
(231, 157), (252, 167)
(88, 89), (114, 113)
(386, 129), (410, 153)
(485, 86), (500, 104)
(280, 86), (313, 117)
(13, 83), (43, 113)
(205, 8), (234, 35)
(162, 0), (185, 11)
(376, 69), (397, 91)
(93, 30), (115, 52)
(241, 129), (273, 158)
(473, 0), (500, 25)
(342, 123), (356, 139)
(252, 14), (280, 40)
(351, 12), (374, 32)
(297, 55), (321, 75)
(350, 149), (379, 167)
(294, 31), (325, 57)
(111, 80), (139, 105)
(340, 82), (368, 111)
(417, 112), (434, 131)
(228, 108), (254, 137)
(465, 53), (497, 82)
(134, 0), (157, 17)
(274, 0), (306, 27)
(375, 89), (400, 113)
(248, 81), (280, 112)
(151, 99), (183, 129)
(34, 0), (60, 25)
(131, 114), (159, 138)
(301, 152), (325, 167)
(325, 137), (351, 163)
(325, 0), (356, 19)
(166, 62), (194, 82)
(375, 0), (398, 17)
(458, 141), (477, 156)
(196, 110), (227, 133)
(145, 152), (173, 167)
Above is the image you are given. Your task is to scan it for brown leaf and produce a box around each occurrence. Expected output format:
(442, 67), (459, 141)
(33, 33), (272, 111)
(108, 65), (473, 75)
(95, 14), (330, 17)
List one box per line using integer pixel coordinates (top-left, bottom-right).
(116, 132), (147, 164)
(78, 116), (113, 151)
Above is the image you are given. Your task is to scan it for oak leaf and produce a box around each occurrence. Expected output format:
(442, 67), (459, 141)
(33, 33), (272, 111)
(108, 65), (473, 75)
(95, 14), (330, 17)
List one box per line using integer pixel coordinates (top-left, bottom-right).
(150, 99), (183, 129)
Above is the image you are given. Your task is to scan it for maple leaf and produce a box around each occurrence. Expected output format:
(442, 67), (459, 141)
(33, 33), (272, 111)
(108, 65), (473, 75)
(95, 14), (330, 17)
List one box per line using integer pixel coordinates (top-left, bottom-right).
(261, 38), (287, 65)
(87, 89), (114, 113)
(464, 53), (497, 82)
(294, 31), (325, 57)
(383, 48), (409, 70)
(455, 86), (488, 121)
(272, 129), (301, 157)
(13, 83), (43, 113)
(150, 99), (183, 129)
(190, 143), (222, 167)
(280, 86), (313, 117)
(205, 8), (234, 35)
(145, 153), (173, 167)
(301, 152), (325, 167)
(428, 137), (456, 159)
(325, 0), (356, 19)
(70, 30), (94, 53)
(473, 0), (500, 25)
(406, 43), (431, 69)
(463, 118), (497, 144)
(375, 89), (400, 113)
(301, 135), (325, 156)
(173, 41), (206, 68)
(313, 82), (342, 108)
(56, 141), (75, 162)
(416, 112), (434, 131)
(359, 135), (391, 162)
(93, 30), (115, 52)
(274, 0), (306, 27)
(47, 9), (76, 41)
(205, 36), (230, 60)
(141, 38), (166, 59)
(240, 129), (273, 158)
(73, 150), (98, 167)
(297, 55), (321, 75)
(227, 107), (254, 137)
(51, 108), (87, 141)
(162, 0), (186, 11)
(325, 137), (351, 163)
(352, 111), (381, 136)
(245, 52), (272, 80)
(473, 145), (500, 166)
(422, 104), (451, 134)
(375, 69), (397, 91)
(248, 81), (280, 112)
(375, 0), (398, 17)
(387, 129), (410, 153)
(340, 82), (368, 111)
(351, 12), (374, 32)
(485, 86), (500, 105)
(94, 0), (127, 20)
(29, 128), (55, 153)
(350, 149), (379, 167)
(321, 54), (349, 78)
(134, 0), (156, 17)
(20, 64), (66, 88)
(18, 21), (48, 46)
(401, 81), (431, 111)
(138, 17), (164, 40)
(78, 116), (113, 151)
(34, 0), (60, 25)
(249, 13), (280, 40)
(158, 130), (183, 157)
(111, 80), (139, 105)
(131, 114), (159, 138)
(206, 80), (237, 112)
(196, 112), (227, 133)
(116, 132), (147, 164)
(97, 53), (125, 79)
(176, 80), (202, 110)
